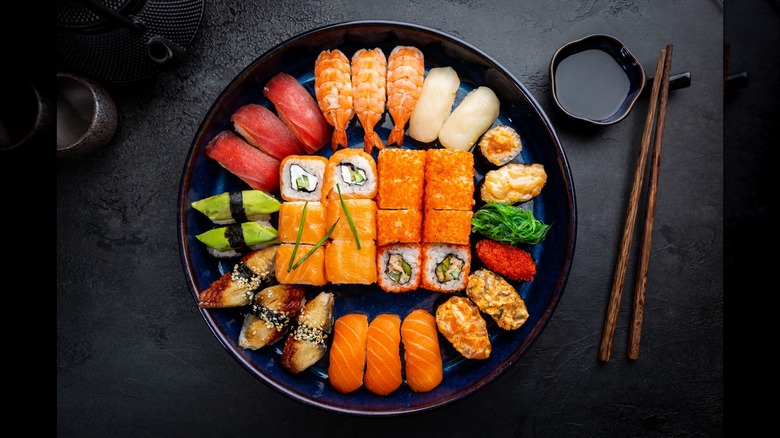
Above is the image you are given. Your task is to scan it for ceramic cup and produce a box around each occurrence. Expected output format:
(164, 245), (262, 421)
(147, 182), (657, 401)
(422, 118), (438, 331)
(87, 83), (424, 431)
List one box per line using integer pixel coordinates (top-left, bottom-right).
(56, 71), (118, 158)
(0, 79), (54, 152)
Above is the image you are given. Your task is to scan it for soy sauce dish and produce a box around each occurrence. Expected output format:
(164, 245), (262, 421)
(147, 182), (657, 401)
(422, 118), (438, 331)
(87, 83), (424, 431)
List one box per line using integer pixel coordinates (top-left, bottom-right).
(550, 34), (646, 126)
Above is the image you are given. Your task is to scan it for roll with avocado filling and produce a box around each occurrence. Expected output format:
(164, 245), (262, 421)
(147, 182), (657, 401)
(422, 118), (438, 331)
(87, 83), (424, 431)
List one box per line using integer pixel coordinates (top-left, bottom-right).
(435, 253), (464, 283)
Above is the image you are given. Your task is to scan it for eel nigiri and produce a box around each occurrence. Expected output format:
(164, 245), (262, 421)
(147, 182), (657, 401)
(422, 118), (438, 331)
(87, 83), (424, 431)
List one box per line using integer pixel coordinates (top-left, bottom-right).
(197, 245), (278, 308)
(263, 72), (332, 154)
(408, 66), (460, 143)
(364, 313), (403, 396)
(314, 49), (354, 151)
(238, 284), (306, 350)
(351, 48), (387, 153)
(195, 221), (279, 258)
(281, 291), (335, 374)
(328, 313), (369, 394)
(230, 103), (307, 160)
(191, 189), (281, 225)
(401, 309), (443, 392)
(205, 130), (281, 193)
(385, 46), (424, 147)
(438, 86), (500, 151)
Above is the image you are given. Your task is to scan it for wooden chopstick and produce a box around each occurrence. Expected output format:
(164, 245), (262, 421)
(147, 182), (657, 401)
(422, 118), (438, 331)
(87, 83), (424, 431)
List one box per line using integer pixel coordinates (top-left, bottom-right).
(598, 47), (669, 362)
(628, 44), (673, 360)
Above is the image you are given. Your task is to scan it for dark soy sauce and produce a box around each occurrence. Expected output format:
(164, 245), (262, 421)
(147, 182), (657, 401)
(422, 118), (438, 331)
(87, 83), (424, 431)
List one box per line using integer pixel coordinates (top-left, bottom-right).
(554, 49), (631, 121)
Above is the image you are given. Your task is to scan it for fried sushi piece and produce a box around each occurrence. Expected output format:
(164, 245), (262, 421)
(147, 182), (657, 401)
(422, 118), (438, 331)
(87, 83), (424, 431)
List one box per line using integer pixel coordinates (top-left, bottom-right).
(238, 284), (306, 350)
(328, 313), (369, 394)
(326, 198), (377, 242)
(322, 148), (378, 202)
(377, 244), (421, 293)
(198, 245), (278, 308)
(364, 314), (403, 395)
(279, 155), (329, 202)
(466, 269), (529, 331)
(436, 296), (491, 359)
(480, 163), (547, 205)
(376, 208), (422, 246)
(191, 189), (281, 225)
(421, 243), (470, 292)
(281, 291), (335, 374)
(422, 209), (473, 245)
(275, 243), (327, 286)
(424, 148), (475, 211)
(325, 239), (377, 285)
(277, 201), (326, 245)
(376, 148), (425, 210)
(478, 125), (522, 167)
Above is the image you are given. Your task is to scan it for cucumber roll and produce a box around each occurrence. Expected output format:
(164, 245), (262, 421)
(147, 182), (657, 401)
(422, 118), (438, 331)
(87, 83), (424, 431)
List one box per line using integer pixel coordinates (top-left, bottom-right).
(196, 221), (280, 258)
(192, 190), (281, 225)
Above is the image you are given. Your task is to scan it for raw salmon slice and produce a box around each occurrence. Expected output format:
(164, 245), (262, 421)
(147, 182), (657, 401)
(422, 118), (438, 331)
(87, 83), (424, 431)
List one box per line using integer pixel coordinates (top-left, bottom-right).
(205, 130), (281, 192)
(364, 314), (402, 396)
(328, 313), (369, 394)
(231, 103), (307, 160)
(401, 309), (443, 392)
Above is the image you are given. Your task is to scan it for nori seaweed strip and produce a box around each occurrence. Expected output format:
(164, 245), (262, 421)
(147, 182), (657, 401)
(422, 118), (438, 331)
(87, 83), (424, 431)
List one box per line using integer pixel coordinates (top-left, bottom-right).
(233, 262), (255, 282)
(251, 304), (292, 330)
(225, 224), (247, 249)
(229, 192), (249, 223)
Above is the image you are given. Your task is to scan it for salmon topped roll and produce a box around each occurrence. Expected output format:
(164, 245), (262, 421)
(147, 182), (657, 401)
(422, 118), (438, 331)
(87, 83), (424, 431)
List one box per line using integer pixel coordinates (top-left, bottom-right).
(325, 239), (377, 285)
(275, 243), (327, 286)
(322, 148), (378, 202)
(328, 313), (369, 394)
(364, 314), (403, 396)
(401, 309), (443, 392)
(277, 201), (326, 245)
(326, 198), (377, 242)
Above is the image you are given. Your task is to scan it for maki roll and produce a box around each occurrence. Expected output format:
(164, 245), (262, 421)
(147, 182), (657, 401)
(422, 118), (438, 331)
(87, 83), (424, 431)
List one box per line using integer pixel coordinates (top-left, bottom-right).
(277, 201), (327, 245)
(195, 221), (279, 258)
(421, 243), (471, 292)
(376, 148), (425, 210)
(279, 155), (329, 202)
(191, 190), (281, 225)
(322, 148), (378, 201)
(325, 239), (377, 285)
(376, 208), (422, 246)
(477, 125), (522, 167)
(422, 209), (473, 245)
(377, 244), (421, 293)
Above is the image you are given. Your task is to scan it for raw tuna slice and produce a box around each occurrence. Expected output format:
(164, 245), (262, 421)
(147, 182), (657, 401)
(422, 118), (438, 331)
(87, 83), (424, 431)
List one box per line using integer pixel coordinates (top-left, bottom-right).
(263, 72), (332, 154)
(230, 104), (306, 160)
(205, 130), (280, 192)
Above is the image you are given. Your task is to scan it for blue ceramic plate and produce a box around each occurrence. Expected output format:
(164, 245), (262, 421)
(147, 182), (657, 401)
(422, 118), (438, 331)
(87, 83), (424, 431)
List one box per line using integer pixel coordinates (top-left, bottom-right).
(178, 20), (576, 416)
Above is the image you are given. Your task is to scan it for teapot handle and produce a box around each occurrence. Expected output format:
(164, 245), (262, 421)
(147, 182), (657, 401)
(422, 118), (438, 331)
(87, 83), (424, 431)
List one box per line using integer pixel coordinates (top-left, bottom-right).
(147, 36), (186, 68)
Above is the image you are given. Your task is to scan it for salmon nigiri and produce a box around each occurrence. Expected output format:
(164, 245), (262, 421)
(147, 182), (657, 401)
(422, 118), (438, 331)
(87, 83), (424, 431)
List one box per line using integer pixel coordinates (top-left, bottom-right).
(385, 46), (424, 147)
(401, 309), (443, 392)
(328, 313), (369, 394)
(314, 49), (354, 151)
(364, 314), (403, 396)
(351, 48), (387, 153)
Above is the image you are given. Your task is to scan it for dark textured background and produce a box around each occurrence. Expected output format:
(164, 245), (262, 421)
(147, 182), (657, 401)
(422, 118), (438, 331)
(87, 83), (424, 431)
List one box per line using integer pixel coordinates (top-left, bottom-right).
(46, 0), (755, 435)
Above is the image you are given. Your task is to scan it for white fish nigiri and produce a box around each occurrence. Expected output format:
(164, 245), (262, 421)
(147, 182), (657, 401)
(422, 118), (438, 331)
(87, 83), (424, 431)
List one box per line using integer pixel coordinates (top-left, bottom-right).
(438, 86), (500, 151)
(408, 67), (460, 143)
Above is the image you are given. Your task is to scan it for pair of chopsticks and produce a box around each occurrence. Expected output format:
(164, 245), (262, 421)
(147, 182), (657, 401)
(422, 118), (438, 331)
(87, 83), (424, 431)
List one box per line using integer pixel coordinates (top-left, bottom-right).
(598, 44), (674, 362)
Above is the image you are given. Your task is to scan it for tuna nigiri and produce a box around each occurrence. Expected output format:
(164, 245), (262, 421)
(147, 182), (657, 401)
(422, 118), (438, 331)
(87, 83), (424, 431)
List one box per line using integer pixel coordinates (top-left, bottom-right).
(205, 130), (281, 193)
(385, 46), (424, 147)
(364, 314), (403, 396)
(351, 48), (387, 153)
(263, 72), (332, 154)
(401, 309), (443, 392)
(314, 49), (354, 151)
(328, 313), (369, 394)
(230, 103), (307, 160)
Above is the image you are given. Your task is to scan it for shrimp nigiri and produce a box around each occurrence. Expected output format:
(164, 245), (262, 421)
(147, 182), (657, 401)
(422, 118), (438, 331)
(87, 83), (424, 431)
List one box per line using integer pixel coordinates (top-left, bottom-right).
(351, 48), (387, 153)
(314, 49), (354, 151)
(385, 46), (424, 147)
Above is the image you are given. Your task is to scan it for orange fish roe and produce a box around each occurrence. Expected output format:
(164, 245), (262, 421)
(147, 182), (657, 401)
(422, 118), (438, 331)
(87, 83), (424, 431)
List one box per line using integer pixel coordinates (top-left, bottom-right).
(475, 239), (536, 282)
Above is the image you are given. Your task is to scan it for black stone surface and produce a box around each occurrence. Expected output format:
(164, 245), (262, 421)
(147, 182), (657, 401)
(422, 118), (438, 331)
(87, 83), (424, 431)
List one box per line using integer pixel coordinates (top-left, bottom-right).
(49, 0), (746, 436)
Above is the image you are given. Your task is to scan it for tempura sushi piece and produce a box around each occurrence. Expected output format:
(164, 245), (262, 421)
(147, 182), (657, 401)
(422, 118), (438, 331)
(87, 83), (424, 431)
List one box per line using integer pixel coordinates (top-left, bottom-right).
(191, 189), (281, 225)
(422, 209), (473, 245)
(326, 198), (377, 242)
(364, 314), (403, 396)
(436, 296), (491, 359)
(477, 125), (522, 167)
(281, 291), (335, 374)
(480, 163), (547, 205)
(198, 245), (278, 308)
(401, 309), (443, 392)
(263, 72), (332, 154)
(322, 148), (378, 202)
(466, 269), (529, 331)
(277, 201), (326, 245)
(424, 148), (475, 211)
(328, 313), (369, 394)
(438, 86), (500, 151)
(230, 103), (307, 160)
(408, 67), (460, 143)
(377, 244), (421, 293)
(205, 130), (281, 193)
(376, 148), (425, 210)
(238, 284), (306, 350)
(195, 220), (279, 258)
(376, 209), (422, 246)
(279, 155), (329, 202)
(275, 243), (327, 286)
(325, 239), (377, 285)
(421, 243), (471, 292)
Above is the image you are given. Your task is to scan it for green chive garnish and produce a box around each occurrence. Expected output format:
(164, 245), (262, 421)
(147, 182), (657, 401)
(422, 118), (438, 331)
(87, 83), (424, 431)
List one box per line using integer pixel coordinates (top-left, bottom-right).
(290, 218), (340, 271)
(287, 201), (308, 272)
(337, 183), (361, 250)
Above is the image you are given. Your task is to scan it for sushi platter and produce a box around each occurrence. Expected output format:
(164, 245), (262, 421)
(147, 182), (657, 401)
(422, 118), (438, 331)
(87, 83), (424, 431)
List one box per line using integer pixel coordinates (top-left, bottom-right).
(178, 20), (576, 416)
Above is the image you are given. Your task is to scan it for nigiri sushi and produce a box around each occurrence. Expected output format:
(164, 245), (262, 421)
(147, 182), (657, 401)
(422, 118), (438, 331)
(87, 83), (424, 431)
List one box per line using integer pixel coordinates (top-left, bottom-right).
(205, 130), (281, 193)
(197, 245), (278, 308)
(401, 309), (443, 392)
(438, 86), (500, 151)
(191, 189), (281, 225)
(281, 291), (335, 374)
(238, 284), (306, 350)
(314, 49), (354, 151)
(385, 46), (425, 147)
(465, 269), (529, 331)
(408, 67), (460, 143)
(351, 48), (387, 153)
(328, 313), (369, 394)
(230, 103), (307, 160)
(364, 314), (403, 396)
(435, 296), (491, 359)
(263, 72), (332, 154)
(195, 221), (278, 259)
